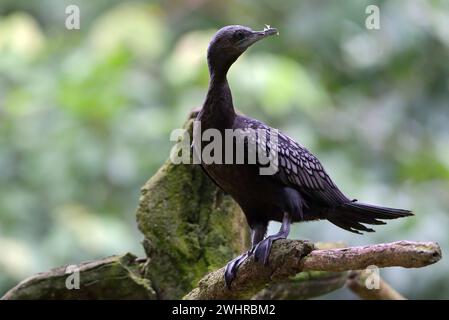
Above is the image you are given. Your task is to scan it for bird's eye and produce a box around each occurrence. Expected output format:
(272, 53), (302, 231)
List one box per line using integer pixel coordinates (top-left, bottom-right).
(233, 31), (245, 41)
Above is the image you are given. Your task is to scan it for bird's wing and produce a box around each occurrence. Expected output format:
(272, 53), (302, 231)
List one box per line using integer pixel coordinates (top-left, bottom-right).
(240, 117), (350, 206)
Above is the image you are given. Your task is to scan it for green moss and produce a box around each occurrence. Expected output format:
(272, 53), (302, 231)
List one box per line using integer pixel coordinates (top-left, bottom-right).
(136, 116), (250, 299)
(3, 254), (156, 300)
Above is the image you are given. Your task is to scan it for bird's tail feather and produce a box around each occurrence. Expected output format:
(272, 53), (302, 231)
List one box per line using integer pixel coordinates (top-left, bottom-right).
(326, 202), (413, 234)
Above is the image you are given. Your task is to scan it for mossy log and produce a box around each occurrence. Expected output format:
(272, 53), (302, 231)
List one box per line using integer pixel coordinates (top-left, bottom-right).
(1, 112), (443, 300)
(2, 112), (251, 300)
(2, 254), (155, 300)
(136, 113), (250, 299)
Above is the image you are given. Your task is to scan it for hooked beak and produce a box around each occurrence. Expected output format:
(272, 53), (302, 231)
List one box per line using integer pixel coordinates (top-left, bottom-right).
(238, 26), (279, 49)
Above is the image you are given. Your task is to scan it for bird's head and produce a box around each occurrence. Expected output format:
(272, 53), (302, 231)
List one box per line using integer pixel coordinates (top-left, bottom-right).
(207, 25), (278, 78)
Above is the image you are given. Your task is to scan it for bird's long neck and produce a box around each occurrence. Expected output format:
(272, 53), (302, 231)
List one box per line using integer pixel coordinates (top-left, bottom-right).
(200, 71), (236, 128)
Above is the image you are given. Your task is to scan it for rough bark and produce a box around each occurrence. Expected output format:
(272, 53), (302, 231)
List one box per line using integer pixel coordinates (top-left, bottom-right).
(184, 240), (441, 300)
(136, 159), (249, 299)
(2, 253), (155, 300)
(135, 112), (250, 299)
(252, 242), (349, 300)
(299, 241), (441, 271)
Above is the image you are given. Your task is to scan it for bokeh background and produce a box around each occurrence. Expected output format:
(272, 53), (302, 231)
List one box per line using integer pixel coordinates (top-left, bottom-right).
(0, 0), (448, 299)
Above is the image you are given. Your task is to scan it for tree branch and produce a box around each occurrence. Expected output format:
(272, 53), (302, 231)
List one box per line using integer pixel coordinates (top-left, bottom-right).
(347, 270), (405, 300)
(184, 240), (441, 300)
(1, 253), (155, 300)
(252, 271), (349, 300)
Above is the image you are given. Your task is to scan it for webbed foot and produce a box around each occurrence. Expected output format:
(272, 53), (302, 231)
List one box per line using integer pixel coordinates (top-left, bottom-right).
(253, 233), (286, 265)
(224, 251), (250, 289)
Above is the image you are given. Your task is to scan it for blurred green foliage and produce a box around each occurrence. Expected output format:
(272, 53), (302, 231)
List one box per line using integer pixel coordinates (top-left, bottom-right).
(0, 0), (448, 299)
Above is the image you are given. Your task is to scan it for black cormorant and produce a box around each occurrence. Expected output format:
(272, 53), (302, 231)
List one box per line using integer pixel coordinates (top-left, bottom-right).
(195, 25), (412, 288)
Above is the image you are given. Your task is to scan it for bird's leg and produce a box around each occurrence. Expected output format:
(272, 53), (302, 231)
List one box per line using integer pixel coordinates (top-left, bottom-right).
(249, 223), (267, 254)
(254, 212), (291, 265)
(224, 223), (267, 288)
